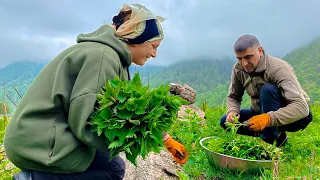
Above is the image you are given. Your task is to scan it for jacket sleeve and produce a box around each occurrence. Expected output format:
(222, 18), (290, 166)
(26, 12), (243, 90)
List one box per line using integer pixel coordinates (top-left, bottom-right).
(68, 47), (122, 152)
(267, 62), (309, 126)
(226, 67), (244, 116)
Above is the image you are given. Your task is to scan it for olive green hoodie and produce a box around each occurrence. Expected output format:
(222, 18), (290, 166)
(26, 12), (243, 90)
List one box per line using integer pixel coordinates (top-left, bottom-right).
(4, 25), (131, 173)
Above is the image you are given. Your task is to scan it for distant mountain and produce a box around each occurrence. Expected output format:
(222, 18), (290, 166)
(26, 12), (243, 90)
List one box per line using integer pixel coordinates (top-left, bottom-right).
(138, 59), (252, 108)
(1, 37), (320, 112)
(283, 37), (320, 104)
(0, 61), (165, 111)
(145, 59), (235, 93)
(0, 61), (45, 107)
(129, 64), (165, 79)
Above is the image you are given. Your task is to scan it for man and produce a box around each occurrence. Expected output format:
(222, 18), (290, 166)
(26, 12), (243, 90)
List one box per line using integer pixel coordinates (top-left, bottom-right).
(220, 34), (313, 147)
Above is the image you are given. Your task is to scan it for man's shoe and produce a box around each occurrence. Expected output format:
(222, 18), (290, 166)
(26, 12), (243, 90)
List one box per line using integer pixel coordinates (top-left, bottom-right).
(13, 170), (32, 180)
(276, 132), (288, 147)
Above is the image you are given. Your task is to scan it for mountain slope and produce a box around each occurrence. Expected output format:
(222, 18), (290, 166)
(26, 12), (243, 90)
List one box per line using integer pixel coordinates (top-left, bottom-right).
(1, 37), (320, 111)
(283, 37), (320, 104)
(0, 61), (44, 107)
(145, 59), (235, 93)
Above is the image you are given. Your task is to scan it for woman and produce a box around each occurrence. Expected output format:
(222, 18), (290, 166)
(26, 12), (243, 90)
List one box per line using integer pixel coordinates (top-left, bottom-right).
(4, 4), (188, 180)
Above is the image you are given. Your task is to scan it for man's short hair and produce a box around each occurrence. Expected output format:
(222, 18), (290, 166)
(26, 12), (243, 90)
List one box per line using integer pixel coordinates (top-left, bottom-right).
(234, 34), (260, 53)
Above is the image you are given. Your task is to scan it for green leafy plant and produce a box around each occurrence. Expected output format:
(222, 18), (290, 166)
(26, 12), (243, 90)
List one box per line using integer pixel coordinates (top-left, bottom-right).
(89, 73), (188, 166)
(205, 136), (280, 160)
(224, 114), (246, 135)
(204, 115), (281, 160)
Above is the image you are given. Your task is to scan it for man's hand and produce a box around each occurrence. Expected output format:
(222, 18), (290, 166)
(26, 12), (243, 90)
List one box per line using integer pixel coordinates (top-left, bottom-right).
(164, 136), (188, 165)
(247, 113), (271, 131)
(226, 111), (240, 123)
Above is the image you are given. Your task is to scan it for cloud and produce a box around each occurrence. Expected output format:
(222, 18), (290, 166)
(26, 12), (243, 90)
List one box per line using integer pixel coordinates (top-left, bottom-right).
(1, 0), (320, 67)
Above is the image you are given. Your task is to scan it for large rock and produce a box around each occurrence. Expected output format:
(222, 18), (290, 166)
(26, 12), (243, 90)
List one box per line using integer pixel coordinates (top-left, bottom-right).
(121, 150), (181, 180)
(169, 83), (196, 104)
(178, 104), (205, 121)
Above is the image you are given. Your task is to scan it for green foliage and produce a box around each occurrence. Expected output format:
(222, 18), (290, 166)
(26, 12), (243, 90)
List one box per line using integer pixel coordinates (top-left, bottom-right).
(0, 116), (7, 144)
(170, 106), (320, 179)
(0, 116), (20, 180)
(204, 136), (281, 160)
(200, 100), (207, 112)
(205, 116), (282, 161)
(0, 158), (20, 180)
(89, 73), (188, 166)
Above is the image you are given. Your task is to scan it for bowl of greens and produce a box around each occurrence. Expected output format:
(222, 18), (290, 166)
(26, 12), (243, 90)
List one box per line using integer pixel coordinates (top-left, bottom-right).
(200, 136), (279, 172)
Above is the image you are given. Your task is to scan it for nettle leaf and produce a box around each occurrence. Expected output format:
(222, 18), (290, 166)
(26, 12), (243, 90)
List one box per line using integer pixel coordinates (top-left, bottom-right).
(108, 139), (123, 149)
(104, 128), (118, 142)
(113, 84), (121, 100)
(126, 126), (141, 138)
(138, 86), (150, 96)
(135, 107), (146, 115)
(97, 127), (104, 136)
(117, 128), (130, 145)
(117, 102), (126, 110)
(104, 81), (114, 94)
(125, 150), (137, 166)
(154, 107), (166, 117)
(126, 82), (134, 93)
(131, 73), (142, 88)
(92, 117), (106, 127)
(136, 97), (149, 109)
(124, 140), (135, 150)
(100, 108), (112, 120)
(110, 76), (121, 88)
(118, 92), (127, 103)
(110, 146), (123, 158)
(117, 109), (132, 119)
(146, 136), (161, 153)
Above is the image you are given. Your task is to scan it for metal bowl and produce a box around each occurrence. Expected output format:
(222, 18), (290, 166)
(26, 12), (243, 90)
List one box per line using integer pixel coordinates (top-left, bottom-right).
(200, 136), (273, 172)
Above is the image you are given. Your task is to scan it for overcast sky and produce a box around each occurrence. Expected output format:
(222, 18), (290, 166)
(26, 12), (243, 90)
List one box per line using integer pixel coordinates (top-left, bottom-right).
(1, 0), (320, 68)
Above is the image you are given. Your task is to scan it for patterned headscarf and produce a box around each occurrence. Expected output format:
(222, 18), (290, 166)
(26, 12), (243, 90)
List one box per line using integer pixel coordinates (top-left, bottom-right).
(110, 4), (165, 44)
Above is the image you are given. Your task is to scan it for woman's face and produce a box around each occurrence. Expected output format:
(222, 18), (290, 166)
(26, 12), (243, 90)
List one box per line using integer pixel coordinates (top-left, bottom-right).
(128, 39), (162, 66)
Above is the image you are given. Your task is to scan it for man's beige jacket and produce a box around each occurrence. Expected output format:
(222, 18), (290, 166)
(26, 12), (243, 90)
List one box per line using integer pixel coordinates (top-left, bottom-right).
(227, 53), (310, 126)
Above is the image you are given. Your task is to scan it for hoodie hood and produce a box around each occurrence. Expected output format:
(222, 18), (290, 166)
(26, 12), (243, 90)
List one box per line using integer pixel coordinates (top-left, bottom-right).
(76, 25), (131, 67)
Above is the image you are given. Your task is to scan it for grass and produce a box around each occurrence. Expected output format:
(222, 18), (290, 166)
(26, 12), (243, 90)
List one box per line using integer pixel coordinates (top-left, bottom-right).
(170, 105), (320, 179)
(1, 116), (20, 180)
(1, 106), (319, 180)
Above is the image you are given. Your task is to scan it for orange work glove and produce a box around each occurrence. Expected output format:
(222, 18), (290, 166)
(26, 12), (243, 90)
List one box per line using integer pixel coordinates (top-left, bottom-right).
(164, 136), (188, 165)
(247, 113), (271, 131)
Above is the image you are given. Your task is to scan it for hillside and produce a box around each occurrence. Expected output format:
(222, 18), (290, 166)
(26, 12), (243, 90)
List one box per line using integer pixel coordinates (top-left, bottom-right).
(145, 59), (235, 93)
(140, 59), (251, 108)
(283, 37), (320, 104)
(1, 37), (320, 112)
(0, 61), (44, 111)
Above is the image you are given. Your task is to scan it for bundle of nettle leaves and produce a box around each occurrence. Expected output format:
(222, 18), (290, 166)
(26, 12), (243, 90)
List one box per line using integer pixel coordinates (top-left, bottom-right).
(89, 73), (188, 166)
(205, 116), (281, 160)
